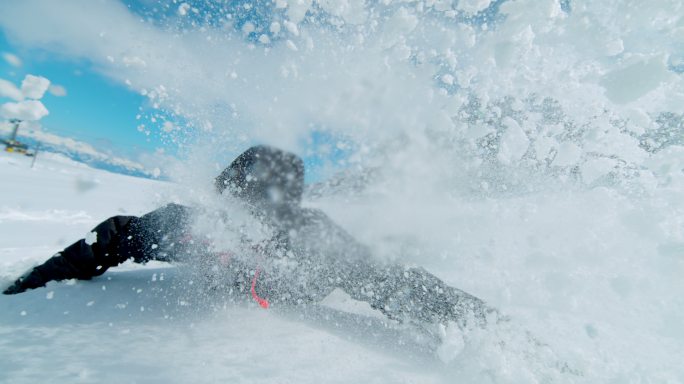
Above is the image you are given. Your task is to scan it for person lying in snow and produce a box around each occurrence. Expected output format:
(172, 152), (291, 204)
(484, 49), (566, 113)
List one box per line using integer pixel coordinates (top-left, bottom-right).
(3, 146), (494, 327)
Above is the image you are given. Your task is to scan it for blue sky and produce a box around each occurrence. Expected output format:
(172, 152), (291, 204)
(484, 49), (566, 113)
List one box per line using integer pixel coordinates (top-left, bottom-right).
(0, 29), (163, 158)
(0, 0), (357, 182)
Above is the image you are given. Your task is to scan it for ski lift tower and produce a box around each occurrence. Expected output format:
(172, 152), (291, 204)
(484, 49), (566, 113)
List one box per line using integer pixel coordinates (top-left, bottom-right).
(8, 119), (21, 141)
(3, 119), (29, 154)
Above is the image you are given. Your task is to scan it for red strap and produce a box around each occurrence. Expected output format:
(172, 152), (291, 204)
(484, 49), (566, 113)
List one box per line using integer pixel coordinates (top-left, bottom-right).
(250, 268), (270, 309)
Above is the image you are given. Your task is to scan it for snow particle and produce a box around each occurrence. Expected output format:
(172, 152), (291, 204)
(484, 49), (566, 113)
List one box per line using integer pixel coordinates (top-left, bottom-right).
(286, 40), (298, 51)
(20, 310), (27, 316)
(441, 74), (455, 85)
(456, 0), (492, 15)
(162, 121), (175, 133)
(85, 231), (98, 246)
(258, 34), (271, 44)
(177, 3), (190, 16)
(553, 142), (582, 167)
(242, 22), (256, 35)
(283, 21), (300, 36)
(46, 291), (54, 300)
(497, 117), (529, 164)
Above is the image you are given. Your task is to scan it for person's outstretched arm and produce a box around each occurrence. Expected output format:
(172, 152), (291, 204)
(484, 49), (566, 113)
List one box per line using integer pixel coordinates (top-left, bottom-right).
(3, 203), (190, 294)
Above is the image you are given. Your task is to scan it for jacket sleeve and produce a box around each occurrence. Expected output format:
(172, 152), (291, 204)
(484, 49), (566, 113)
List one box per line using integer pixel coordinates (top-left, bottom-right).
(3, 203), (190, 294)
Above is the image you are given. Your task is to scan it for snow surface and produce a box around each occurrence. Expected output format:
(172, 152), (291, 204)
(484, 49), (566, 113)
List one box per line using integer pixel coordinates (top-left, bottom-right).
(0, 151), (460, 384)
(2, 142), (683, 383)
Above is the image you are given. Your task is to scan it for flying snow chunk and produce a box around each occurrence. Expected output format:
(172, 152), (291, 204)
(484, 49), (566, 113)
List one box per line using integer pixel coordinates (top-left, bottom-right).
(286, 40), (298, 51)
(600, 55), (672, 104)
(283, 21), (300, 36)
(85, 231), (98, 246)
(497, 117), (529, 164)
(286, 0), (313, 24)
(316, 0), (368, 24)
(581, 158), (616, 184)
(258, 34), (271, 44)
(0, 100), (49, 121)
(381, 7), (419, 48)
(436, 323), (466, 363)
(21, 75), (51, 100)
(456, 0), (492, 14)
(2, 52), (22, 67)
(177, 3), (190, 16)
(553, 142), (582, 166)
(162, 121), (175, 132)
(242, 22), (256, 35)
(122, 56), (147, 68)
(0, 78), (23, 101)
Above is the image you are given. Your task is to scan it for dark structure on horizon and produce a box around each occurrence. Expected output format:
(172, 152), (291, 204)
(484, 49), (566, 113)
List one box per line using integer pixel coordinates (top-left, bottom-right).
(2, 119), (31, 155)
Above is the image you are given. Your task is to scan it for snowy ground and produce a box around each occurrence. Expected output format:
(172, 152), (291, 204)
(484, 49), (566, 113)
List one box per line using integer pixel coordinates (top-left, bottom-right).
(2, 147), (683, 383)
(0, 151), (458, 384)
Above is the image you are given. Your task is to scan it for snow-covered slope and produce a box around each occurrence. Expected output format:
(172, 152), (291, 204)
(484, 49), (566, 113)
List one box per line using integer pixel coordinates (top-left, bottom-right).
(0, 121), (156, 178)
(2, 149), (684, 383)
(0, 151), (462, 384)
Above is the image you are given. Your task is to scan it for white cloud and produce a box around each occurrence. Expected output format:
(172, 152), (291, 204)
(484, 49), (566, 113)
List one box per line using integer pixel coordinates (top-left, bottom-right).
(1, 52), (22, 67)
(48, 84), (67, 97)
(21, 74), (51, 100)
(0, 78), (23, 101)
(0, 99), (49, 121)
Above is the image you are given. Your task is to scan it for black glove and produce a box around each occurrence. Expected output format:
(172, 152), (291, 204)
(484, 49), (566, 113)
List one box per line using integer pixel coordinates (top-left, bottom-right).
(3, 268), (47, 294)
